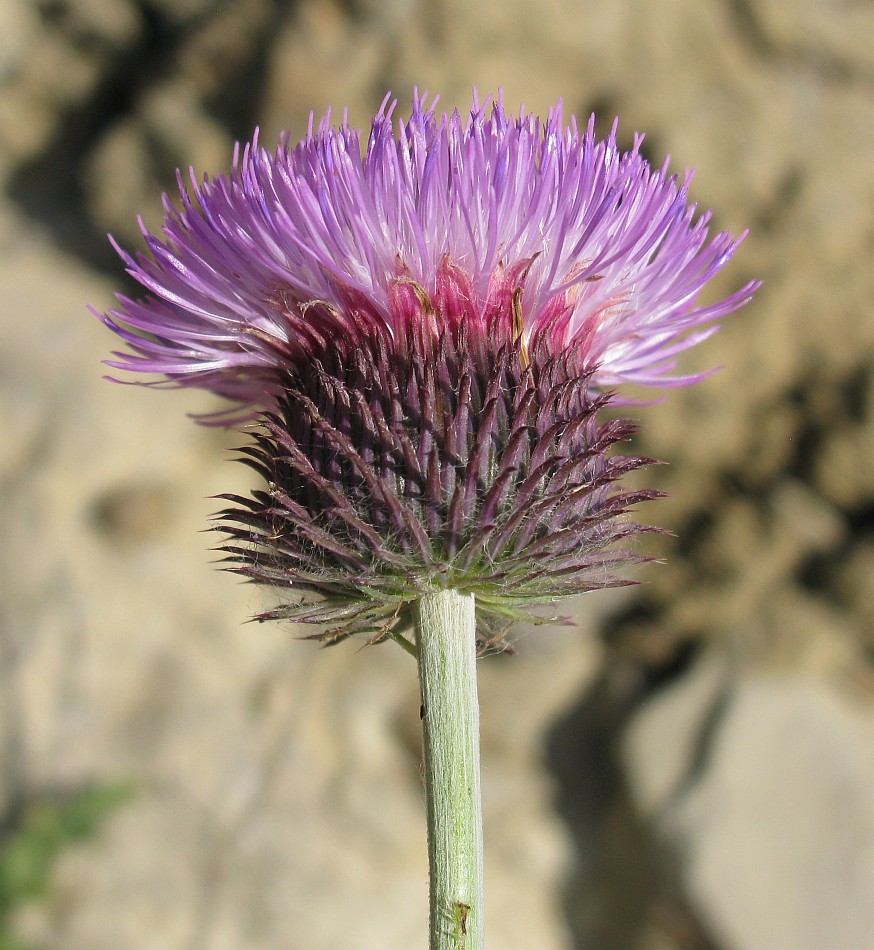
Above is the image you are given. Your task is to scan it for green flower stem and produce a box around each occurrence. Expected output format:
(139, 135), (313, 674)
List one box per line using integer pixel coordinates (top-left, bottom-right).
(414, 589), (484, 950)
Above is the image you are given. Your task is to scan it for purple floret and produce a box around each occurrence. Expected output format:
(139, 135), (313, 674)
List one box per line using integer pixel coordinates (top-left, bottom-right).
(100, 91), (759, 418)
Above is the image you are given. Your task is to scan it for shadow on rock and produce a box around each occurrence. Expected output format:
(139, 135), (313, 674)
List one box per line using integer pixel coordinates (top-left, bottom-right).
(545, 649), (724, 950)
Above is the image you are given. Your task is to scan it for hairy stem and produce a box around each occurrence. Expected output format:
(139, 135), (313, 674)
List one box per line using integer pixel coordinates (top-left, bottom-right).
(414, 589), (484, 949)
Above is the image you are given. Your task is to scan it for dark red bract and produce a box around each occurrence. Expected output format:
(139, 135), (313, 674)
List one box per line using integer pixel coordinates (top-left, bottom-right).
(218, 304), (661, 651)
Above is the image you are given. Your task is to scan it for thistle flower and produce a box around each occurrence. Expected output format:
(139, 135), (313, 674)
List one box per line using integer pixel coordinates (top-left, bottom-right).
(101, 92), (758, 419)
(98, 92), (758, 649)
(98, 93), (758, 946)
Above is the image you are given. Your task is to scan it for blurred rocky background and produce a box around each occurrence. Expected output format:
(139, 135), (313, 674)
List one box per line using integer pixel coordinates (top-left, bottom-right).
(1, 0), (873, 947)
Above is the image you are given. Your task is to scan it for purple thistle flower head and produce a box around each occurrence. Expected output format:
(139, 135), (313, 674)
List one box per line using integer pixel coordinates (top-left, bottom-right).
(100, 91), (758, 420)
(97, 92), (759, 650)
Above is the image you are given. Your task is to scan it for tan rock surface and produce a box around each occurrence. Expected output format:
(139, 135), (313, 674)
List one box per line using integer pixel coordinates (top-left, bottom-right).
(625, 660), (874, 950)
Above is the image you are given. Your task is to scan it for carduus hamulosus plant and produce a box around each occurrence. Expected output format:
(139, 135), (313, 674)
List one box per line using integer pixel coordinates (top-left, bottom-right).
(100, 91), (758, 651)
(98, 91), (758, 950)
